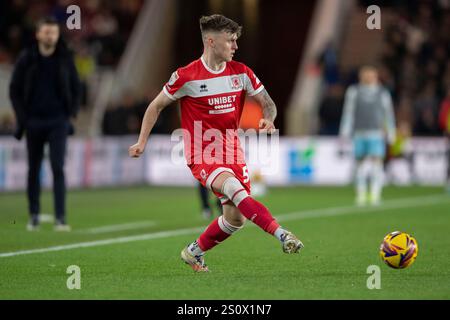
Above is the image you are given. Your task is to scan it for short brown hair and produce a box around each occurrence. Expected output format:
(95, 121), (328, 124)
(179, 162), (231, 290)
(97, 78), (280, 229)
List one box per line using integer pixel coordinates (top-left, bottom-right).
(36, 16), (60, 32)
(199, 14), (242, 37)
(359, 65), (378, 77)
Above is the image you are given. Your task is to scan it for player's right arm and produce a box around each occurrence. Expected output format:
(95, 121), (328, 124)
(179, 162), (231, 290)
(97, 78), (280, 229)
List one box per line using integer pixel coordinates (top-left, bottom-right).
(129, 67), (188, 158)
(128, 90), (173, 158)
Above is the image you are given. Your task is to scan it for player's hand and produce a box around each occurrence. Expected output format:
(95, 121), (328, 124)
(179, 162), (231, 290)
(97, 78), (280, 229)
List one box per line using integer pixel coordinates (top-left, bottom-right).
(259, 119), (276, 134)
(129, 142), (145, 158)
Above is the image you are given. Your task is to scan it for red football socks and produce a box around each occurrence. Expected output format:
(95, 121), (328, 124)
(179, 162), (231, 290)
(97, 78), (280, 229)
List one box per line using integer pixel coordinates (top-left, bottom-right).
(237, 197), (280, 234)
(197, 217), (232, 251)
(196, 198), (280, 252)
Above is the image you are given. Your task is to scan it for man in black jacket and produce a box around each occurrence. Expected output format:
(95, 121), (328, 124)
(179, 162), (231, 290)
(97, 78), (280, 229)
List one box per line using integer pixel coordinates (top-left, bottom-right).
(9, 17), (81, 231)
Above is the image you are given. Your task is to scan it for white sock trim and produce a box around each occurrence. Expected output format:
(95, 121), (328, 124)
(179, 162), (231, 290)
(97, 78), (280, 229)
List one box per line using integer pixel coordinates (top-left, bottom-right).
(188, 240), (204, 256)
(218, 216), (242, 235)
(274, 227), (288, 242)
(221, 177), (249, 206)
(356, 160), (370, 199)
(370, 160), (384, 201)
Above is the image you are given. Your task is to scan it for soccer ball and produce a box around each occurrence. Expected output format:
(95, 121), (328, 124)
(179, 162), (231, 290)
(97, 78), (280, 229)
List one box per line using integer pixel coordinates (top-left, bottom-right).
(379, 231), (418, 269)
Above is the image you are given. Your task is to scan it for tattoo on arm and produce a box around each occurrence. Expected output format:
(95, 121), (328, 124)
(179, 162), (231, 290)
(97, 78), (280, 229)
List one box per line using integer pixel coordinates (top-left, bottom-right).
(259, 89), (277, 122)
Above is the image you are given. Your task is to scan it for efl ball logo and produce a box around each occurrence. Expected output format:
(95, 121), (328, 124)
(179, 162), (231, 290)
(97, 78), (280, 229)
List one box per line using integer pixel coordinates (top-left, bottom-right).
(379, 231), (418, 269)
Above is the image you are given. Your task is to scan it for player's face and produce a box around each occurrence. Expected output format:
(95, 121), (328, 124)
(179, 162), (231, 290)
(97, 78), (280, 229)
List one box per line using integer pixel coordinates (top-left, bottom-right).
(212, 32), (238, 62)
(360, 70), (378, 85)
(36, 24), (60, 49)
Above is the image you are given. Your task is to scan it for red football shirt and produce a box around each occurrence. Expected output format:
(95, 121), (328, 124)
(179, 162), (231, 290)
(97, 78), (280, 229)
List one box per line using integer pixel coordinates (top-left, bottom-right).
(163, 56), (264, 165)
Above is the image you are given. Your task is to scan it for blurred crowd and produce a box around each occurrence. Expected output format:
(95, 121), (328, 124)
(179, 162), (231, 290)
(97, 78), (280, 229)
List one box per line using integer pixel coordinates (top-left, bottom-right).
(0, 0), (143, 66)
(102, 88), (176, 136)
(0, 0), (144, 135)
(318, 0), (450, 138)
(1, 1), (449, 138)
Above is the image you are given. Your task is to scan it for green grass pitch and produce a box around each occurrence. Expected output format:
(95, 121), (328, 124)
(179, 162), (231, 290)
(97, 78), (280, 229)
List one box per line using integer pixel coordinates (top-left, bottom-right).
(0, 186), (449, 299)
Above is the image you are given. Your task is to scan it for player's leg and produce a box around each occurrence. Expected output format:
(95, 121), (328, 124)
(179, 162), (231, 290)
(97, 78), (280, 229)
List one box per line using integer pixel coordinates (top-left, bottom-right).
(25, 126), (46, 230)
(222, 202), (245, 226)
(49, 122), (69, 230)
(355, 158), (369, 206)
(187, 203), (244, 255)
(354, 137), (369, 206)
(181, 202), (244, 272)
(368, 137), (386, 205)
(368, 156), (384, 205)
(211, 171), (304, 254)
(195, 202), (245, 252)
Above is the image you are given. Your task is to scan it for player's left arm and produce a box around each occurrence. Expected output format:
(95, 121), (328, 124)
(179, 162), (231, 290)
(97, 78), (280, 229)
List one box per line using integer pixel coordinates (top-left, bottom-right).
(253, 89), (277, 133)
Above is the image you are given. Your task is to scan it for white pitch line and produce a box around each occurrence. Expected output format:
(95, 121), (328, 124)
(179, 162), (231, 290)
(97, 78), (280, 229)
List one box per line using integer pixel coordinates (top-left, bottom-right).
(79, 221), (157, 234)
(276, 194), (450, 223)
(0, 194), (448, 258)
(0, 227), (205, 258)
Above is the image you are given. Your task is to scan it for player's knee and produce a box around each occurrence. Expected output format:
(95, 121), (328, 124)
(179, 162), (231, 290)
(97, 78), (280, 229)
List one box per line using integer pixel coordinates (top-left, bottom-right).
(221, 176), (249, 206)
(210, 172), (234, 193)
(223, 206), (246, 227)
(225, 215), (245, 229)
(233, 214), (246, 227)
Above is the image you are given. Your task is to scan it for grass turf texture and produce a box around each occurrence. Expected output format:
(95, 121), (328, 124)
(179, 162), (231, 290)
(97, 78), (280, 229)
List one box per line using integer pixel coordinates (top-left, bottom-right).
(0, 186), (449, 299)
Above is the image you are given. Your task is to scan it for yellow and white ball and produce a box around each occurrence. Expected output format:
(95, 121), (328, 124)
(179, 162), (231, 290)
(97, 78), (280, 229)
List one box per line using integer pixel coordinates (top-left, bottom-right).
(379, 231), (418, 269)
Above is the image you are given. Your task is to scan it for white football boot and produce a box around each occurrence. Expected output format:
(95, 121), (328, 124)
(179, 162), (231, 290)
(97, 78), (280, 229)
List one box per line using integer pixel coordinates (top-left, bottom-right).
(281, 231), (304, 254)
(181, 247), (209, 272)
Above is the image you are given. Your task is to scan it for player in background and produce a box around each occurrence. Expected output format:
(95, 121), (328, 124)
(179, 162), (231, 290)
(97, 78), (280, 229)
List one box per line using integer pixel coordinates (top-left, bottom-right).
(129, 14), (303, 272)
(198, 182), (222, 219)
(339, 66), (396, 206)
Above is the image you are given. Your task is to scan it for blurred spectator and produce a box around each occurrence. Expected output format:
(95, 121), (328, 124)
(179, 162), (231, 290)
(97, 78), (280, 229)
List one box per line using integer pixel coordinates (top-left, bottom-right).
(103, 91), (139, 135)
(0, 0), (143, 68)
(135, 88), (171, 134)
(114, 0), (143, 34)
(318, 84), (344, 136)
(102, 89), (175, 136)
(356, 0), (450, 137)
(89, 8), (121, 65)
(9, 17), (80, 231)
(102, 104), (123, 135)
(73, 42), (96, 108)
(413, 83), (440, 136)
(318, 41), (340, 86)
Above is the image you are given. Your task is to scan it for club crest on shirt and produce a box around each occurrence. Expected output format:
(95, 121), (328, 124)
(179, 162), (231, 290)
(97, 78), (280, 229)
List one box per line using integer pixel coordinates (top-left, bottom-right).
(230, 76), (243, 90)
(200, 169), (207, 181)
